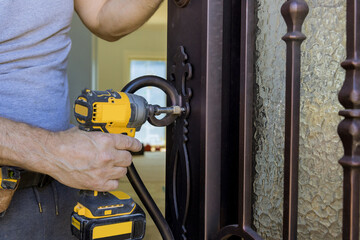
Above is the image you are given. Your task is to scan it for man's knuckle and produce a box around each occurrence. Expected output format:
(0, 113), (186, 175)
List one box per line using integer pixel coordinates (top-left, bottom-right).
(134, 138), (141, 147)
(92, 179), (105, 190)
(108, 181), (119, 191)
(123, 137), (132, 149)
(98, 151), (113, 163)
(124, 152), (132, 166)
(99, 134), (113, 145)
(120, 167), (128, 176)
(123, 150), (131, 158)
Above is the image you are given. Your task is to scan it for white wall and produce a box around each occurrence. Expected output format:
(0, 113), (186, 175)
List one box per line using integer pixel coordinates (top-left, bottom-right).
(67, 13), (93, 124)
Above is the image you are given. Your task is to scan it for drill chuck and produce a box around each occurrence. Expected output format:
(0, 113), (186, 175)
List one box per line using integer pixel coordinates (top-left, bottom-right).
(150, 105), (184, 115)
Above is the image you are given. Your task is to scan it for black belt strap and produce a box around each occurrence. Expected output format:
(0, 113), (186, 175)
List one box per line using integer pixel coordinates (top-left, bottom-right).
(17, 171), (52, 189)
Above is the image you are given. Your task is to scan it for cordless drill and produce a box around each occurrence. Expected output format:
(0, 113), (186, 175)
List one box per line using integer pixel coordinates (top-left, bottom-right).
(71, 89), (180, 240)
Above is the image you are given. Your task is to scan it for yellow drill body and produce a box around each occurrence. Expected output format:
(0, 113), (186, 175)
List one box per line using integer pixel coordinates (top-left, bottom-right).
(74, 89), (149, 136)
(72, 89), (148, 240)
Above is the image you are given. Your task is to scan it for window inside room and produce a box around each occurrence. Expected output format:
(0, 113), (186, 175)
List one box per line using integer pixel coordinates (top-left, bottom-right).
(130, 59), (167, 149)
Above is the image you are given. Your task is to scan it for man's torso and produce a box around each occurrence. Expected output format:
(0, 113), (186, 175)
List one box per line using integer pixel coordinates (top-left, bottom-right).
(0, 0), (74, 131)
(0, 2), (79, 239)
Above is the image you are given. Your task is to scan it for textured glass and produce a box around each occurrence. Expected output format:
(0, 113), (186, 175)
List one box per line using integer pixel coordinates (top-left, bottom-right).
(253, 0), (345, 239)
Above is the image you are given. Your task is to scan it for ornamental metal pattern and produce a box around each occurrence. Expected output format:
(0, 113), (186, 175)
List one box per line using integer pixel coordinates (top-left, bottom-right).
(338, 0), (360, 238)
(173, 0), (190, 8)
(168, 46), (192, 240)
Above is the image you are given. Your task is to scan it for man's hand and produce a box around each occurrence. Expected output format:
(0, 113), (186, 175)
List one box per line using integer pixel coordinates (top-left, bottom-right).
(44, 128), (142, 191)
(0, 117), (142, 192)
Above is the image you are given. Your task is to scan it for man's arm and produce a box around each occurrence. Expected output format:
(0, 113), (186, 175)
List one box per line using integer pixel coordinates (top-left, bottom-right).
(0, 117), (142, 191)
(74, 0), (163, 41)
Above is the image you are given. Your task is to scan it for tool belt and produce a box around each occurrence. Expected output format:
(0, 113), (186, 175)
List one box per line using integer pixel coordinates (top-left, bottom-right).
(17, 171), (53, 189)
(0, 170), (52, 215)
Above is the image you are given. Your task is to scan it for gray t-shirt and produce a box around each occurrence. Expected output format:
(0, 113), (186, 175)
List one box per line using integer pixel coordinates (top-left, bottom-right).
(0, 0), (74, 131)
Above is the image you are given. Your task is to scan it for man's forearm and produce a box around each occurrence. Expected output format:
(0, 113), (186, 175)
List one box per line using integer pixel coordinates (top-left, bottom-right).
(0, 117), (52, 173)
(75, 0), (163, 41)
(99, 0), (163, 40)
(0, 117), (142, 191)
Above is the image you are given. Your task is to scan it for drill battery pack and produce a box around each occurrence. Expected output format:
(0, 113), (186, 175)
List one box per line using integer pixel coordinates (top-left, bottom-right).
(71, 191), (146, 240)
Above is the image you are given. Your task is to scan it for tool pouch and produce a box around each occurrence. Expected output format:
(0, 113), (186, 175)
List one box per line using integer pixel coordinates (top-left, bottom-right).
(0, 189), (15, 216)
(0, 166), (21, 216)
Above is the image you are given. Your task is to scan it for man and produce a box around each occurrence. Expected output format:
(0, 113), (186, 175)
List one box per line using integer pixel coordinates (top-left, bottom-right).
(0, 0), (162, 239)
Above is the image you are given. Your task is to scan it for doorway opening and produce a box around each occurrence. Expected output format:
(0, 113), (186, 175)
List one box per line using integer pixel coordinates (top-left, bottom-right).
(95, 2), (168, 239)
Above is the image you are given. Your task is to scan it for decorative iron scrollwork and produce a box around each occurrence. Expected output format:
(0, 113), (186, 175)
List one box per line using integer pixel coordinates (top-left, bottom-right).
(121, 46), (192, 240)
(168, 46), (192, 240)
(173, 0), (190, 8)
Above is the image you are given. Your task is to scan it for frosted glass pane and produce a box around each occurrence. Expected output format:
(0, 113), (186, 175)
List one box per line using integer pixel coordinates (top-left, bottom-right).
(253, 0), (345, 239)
(130, 60), (166, 79)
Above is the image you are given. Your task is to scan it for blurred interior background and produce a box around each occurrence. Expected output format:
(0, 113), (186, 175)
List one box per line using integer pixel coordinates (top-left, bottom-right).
(67, 2), (168, 238)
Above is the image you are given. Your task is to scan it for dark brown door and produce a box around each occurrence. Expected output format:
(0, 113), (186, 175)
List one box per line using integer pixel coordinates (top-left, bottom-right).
(165, 0), (250, 239)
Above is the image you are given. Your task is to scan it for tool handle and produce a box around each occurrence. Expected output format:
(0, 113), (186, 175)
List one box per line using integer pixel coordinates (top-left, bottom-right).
(122, 75), (178, 239)
(127, 163), (174, 240)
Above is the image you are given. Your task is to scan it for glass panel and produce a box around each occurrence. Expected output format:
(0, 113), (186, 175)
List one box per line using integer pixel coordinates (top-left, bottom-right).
(130, 60), (167, 147)
(254, 0), (345, 239)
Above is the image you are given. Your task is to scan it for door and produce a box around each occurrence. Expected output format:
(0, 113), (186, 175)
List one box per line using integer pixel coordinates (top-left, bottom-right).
(165, 0), (252, 239)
